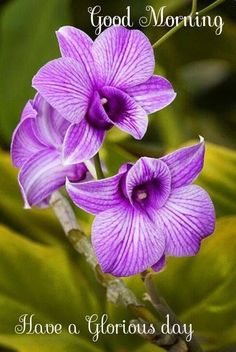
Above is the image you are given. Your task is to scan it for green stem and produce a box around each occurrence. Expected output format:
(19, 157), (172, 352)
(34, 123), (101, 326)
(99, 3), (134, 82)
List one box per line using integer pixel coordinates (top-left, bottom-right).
(93, 152), (105, 179)
(152, 0), (226, 49)
(191, 0), (198, 13)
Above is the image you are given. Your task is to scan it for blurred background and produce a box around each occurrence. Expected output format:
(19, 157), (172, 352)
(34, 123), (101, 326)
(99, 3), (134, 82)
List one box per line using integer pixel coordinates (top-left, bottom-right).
(0, 0), (235, 351)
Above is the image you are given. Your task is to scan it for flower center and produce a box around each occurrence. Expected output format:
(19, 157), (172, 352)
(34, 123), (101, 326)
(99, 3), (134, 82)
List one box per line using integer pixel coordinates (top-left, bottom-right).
(132, 185), (149, 203)
(135, 189), (148, 201)
(101, 97), (108, 105)
(101, 97), (110, 115)
(120, 159), (171, 211)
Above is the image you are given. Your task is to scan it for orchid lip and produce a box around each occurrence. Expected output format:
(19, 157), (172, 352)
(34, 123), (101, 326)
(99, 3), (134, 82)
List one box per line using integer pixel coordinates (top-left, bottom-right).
(87, 86), (140, 131)
(86, 91), (113, 130)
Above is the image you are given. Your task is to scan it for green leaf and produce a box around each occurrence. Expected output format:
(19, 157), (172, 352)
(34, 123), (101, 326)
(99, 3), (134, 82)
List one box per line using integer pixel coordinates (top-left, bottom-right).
(102, 142), (136, 176)
(0, 150), (108, 351)
(153, 216), (236, 351)
(135, 344), (163, 352)
(195, 142), (236, 216)
(0, 333), (102, 352)
(0, 224), (104, 352)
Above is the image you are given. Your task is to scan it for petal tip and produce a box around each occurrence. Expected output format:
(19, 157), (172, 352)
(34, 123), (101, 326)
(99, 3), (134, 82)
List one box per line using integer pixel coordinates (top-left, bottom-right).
(56, 26), (65, 34)
(56, 26), (69, 39)
(151, 255), (166, 272)
(57, 25), (73, 34)
(134, 131), (146, 140)
(32, 73), (39, 90)
(65, 177), (73, 196)
(18, 171), (32, 209)
(199, 135), (205, 144)
(24, 202), (31, 210)
(165, 90), (177, 107)
(172, 91), (177, 100)
(65, 177), (71, 189)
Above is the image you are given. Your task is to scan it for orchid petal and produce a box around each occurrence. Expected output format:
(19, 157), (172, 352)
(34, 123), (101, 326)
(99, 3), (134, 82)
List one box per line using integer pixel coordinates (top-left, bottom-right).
(156, 185), (215, 256)
(32, 57), (93, 124)
(19, 149), (81, 208)
(92, 26), (154, 89)
(62, 119), (105, 165)
(92, 203), (165, 276)
(101, 86), (148, 139)
(118, 162), (133, 174)
(11, 118), (44, 168)
(161, 138), (205, 188)
(20, 100), (36, 121)
(126, 75), (176, 114)
(66, 173), (124, 215)
(56, 26), (96, 84)
(33, 94), (70, 147)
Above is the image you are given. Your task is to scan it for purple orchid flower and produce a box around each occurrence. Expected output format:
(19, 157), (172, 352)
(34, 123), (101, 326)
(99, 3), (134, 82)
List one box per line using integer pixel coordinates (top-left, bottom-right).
(66, 139), (215, 277)
(32, 25), (176, 165)
(11, 94), (89, 208)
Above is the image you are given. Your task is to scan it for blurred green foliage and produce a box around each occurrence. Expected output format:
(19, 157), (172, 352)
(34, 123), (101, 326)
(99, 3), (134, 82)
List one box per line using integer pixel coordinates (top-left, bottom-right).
(0, 0), (236, 351)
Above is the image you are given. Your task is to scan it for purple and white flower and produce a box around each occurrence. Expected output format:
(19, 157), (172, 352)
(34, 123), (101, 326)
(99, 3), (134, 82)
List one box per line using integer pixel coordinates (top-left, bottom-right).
(32, 25), (176, 165)
(11, 94), (89, 208)
(66, 139), (215, 277)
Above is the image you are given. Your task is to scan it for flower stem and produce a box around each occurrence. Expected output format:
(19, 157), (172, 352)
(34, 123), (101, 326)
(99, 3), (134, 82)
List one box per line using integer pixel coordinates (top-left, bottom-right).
(152, 0), (226, 49)
(93, 152), (105, 179)
(143, 271), (203, 352)
(191, 0), (198, 13)
(50, 191), (138, 302)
